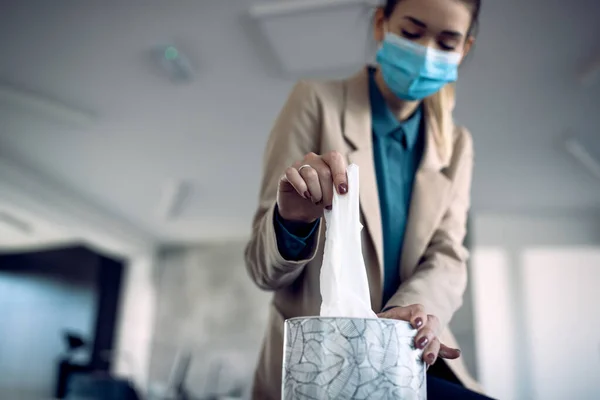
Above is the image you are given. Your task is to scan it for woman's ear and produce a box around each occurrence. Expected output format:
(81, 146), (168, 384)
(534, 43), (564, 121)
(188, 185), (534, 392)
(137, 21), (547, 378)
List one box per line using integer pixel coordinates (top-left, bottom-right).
(373, 8), (386, 43)
(461, 36), (475, 63)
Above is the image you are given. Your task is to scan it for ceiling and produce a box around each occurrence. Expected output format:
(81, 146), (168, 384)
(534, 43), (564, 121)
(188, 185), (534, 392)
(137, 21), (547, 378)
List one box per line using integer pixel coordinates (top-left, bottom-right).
(0, 0), (599, 246)
(0, 201), (74, 252)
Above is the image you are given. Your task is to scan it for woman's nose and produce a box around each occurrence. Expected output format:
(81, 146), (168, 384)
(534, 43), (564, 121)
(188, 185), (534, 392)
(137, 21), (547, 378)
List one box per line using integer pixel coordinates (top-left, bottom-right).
(415, 36), (437, 49)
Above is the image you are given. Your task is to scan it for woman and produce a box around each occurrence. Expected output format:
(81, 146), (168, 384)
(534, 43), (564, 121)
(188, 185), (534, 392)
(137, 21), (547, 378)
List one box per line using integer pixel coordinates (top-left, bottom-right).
(245, 0), (491, 398)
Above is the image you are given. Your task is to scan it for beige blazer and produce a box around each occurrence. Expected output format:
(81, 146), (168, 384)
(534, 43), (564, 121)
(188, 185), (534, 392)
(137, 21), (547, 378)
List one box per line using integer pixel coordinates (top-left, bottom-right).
(245, 67), (481, 399)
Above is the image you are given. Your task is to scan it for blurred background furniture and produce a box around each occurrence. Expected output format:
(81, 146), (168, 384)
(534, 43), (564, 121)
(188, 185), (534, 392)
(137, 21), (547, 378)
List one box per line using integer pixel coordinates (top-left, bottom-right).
(147, 350), (244, 400)
(65, 374), (140, 400)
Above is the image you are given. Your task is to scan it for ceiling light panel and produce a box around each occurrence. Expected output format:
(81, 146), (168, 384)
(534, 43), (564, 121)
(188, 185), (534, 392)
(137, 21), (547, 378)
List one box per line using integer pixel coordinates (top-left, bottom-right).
(250, 0), (375, 76)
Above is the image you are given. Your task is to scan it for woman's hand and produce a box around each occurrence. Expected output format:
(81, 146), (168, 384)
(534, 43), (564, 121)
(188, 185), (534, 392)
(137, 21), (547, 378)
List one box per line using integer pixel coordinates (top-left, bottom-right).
(378, 304), (461, 366)
(277, 151), (348, 223)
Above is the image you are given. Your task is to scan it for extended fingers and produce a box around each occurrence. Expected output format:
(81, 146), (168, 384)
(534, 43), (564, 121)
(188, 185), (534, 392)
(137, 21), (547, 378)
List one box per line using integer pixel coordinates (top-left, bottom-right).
(422, 338), (440, 366)
(423, 342), (461, 366)
(414, 314), (441, 348)
(304, 153), (334, 208)
(285, 151), (348, 209)
(297, 164), (323, 204)
(378, 307), (461, 366)
(408, 304), (427, 330)
(378, 304), (427, 330)
(282, 167), (309, 199)
(321, 150), (348, 195)
(439, 343), (461, 360)
(414, 325), (435, 351)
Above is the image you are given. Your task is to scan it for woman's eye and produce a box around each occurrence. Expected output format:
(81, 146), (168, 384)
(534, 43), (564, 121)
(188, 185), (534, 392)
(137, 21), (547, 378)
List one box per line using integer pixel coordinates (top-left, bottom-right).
(438, 42), (457, 51)
(401, 30), (420, 39)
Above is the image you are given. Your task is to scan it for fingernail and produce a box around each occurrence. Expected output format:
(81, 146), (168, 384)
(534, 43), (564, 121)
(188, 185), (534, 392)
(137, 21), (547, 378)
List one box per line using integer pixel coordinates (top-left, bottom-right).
(417, 337), (428, 349)
(427, 353), (435, 364)
(303, 191), (310, 200)
(325, 205), (332, 211)
(338, 183), (348, 194)
(415, 318), (423, 328)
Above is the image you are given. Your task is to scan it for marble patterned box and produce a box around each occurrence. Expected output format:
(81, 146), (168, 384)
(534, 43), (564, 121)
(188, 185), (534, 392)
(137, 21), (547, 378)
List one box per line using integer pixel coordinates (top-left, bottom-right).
(282, 317), (426, 400)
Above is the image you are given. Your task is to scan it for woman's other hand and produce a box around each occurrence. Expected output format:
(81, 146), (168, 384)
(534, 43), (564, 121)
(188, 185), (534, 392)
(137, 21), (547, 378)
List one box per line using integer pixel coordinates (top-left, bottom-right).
(277, 151), (348, 223)
(378, 304), (461, 366)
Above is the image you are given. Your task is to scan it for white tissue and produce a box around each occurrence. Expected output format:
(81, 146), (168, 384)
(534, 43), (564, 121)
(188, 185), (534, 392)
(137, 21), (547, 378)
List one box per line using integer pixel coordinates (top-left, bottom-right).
(319, 164), (377, 319)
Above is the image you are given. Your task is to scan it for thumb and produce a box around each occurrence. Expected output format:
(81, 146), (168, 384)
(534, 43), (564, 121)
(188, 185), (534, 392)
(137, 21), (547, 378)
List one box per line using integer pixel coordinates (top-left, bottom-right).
(377, 306), (412, 320)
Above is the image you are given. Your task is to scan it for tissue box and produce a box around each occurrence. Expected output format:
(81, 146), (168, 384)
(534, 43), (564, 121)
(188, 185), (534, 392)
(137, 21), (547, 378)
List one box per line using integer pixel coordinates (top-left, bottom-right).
(283, 317), (426, 400)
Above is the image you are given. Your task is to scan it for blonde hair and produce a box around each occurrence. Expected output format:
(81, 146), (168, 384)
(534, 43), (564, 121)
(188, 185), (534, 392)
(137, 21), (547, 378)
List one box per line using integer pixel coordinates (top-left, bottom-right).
(424, 83), (456, 165)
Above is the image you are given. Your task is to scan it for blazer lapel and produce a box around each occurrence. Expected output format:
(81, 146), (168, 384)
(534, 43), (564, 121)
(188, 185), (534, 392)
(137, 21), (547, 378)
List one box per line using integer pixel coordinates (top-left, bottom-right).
(400, 105), (453, 280)
(343, 69), (384, 276)
(341, 69), (454, 283)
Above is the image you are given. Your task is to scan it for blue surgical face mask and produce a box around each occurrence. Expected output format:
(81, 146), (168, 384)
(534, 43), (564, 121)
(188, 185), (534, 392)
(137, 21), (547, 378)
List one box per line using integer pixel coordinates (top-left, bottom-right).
(375, 32), (462, 101)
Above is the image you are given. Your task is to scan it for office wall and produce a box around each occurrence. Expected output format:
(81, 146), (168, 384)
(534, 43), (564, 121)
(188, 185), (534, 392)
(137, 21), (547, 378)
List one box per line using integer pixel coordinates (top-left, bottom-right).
(148, 242), (271, 398)
(471, 212), (600, 400)
(448, 216), (478, 379)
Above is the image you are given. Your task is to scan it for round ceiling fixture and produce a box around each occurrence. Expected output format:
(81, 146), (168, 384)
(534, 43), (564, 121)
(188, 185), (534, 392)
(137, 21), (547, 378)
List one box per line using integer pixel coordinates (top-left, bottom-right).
(152, 44), (195, 84)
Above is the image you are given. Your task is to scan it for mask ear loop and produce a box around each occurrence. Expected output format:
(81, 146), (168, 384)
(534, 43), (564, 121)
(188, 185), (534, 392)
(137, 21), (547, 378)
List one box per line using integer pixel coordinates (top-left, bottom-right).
(377, 22), (391, 53)
(382, 22), (390, 41)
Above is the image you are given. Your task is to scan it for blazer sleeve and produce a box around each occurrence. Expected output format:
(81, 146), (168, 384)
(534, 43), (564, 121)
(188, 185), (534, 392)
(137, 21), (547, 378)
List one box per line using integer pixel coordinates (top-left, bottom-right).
(384, 129), (474, 327)
(244, 80), (324, 291)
